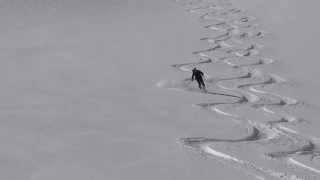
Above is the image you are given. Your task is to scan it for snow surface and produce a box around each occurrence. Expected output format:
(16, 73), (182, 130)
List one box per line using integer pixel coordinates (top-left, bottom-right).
(1, 0), (320, 179)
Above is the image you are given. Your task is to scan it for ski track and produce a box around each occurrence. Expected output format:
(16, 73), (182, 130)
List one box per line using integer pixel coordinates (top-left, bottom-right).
(158, 0), (320, 179)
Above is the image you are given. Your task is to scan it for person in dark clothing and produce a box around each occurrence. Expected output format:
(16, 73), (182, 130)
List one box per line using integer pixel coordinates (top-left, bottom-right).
(192, 67), (206, 90)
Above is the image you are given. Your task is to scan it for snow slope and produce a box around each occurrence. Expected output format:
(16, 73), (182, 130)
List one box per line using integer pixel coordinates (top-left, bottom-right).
(1, 0), (320, 179)
(0, 0), (251, 179)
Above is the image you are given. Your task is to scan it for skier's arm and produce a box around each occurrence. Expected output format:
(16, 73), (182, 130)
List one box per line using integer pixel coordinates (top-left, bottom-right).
(191, 72), (195, 81)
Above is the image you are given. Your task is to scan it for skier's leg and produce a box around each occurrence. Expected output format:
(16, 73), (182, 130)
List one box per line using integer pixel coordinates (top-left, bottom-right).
(196, 79), (202, 89)
(201, 79), (206, 88)
(198, 78), (204, 87)
(200, 78), (206, 91)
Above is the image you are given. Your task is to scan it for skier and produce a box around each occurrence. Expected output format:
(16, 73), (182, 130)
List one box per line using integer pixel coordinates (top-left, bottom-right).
(192, 67), (206, 90)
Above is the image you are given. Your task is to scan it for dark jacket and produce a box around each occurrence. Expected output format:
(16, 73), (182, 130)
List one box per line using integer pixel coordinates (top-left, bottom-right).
(192, 69), (204, 81)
